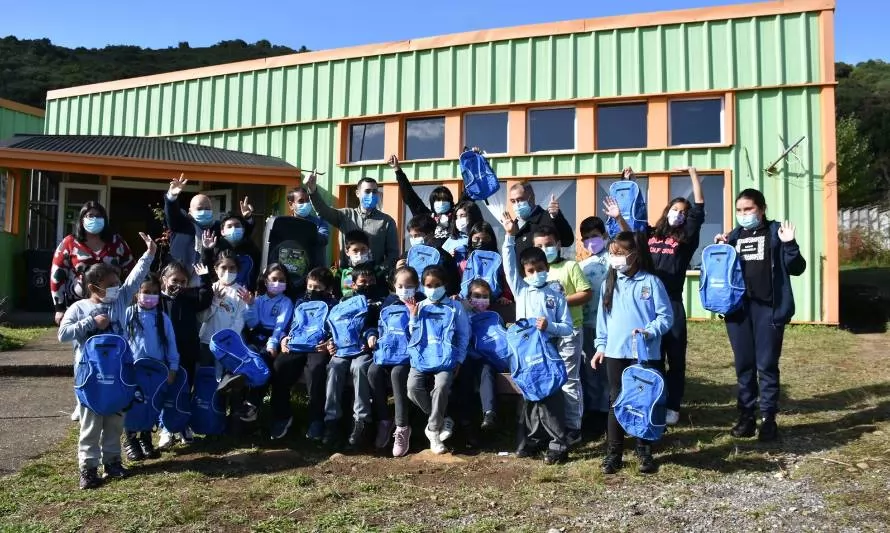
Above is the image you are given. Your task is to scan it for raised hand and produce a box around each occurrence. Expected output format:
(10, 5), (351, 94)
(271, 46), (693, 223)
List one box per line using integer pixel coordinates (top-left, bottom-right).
(237, 287), (254, 305)
(547, 194), (559, 217)
(396, 259), (407, 270)
(622, 167), (635, 180)
(673, 166), (697, 174)
(194, 263), (209, 276)
(138, 232), (157, 255)
(405, 296), (418, 316)
(168, 173), (187, 197)
(603, 197), (621, 219)
(201, 229), (217, 249)
(501, 211), (518, 236)
(778, 221), (796, 243)
(387, 155), (400, 171)
(239, 196), (254, 218)
(304, 171), (318, 194)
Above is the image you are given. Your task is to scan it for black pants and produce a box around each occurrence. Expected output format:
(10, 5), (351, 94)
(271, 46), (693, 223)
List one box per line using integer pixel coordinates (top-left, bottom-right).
(518, 392), (568, 453)
(662, 300), (688, 411)
(606, 357), (663, 449)
(725, 299), (785, 416)
(177, 341), (200, 388)
(270, 351), (329, 422)
(367, 363), (411, 427)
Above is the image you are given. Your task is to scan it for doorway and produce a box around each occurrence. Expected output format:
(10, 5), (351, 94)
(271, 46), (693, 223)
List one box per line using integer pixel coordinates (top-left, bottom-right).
(56, 183), (107, 242)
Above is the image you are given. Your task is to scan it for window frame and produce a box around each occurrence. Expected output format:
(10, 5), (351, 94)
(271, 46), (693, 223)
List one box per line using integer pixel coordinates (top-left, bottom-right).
(462, 110), (509, 156)
(403, 115), (447, 161)
(526, 106), (577, 154)
(668, 97), (725, 147)
(0, 171), (15, 234)
(595, 101), (649, 151)
(347, 121), (387, 164)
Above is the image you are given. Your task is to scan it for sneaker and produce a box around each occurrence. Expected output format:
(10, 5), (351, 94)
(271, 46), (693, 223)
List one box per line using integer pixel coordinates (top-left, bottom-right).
(239, 402), (258, 423)
(731, 411), (757, 438)
(70, 406), (81, 423)
(392, 426), (411, 457)
(758, 416), (779, 442)
(124, 433), (145, 462)
(79, 467), (102, 490)
(322, 420), (340, 447)
(306, 420), (325, 441)
(439, 417), (455, 442)
(348, 420), (367, 448)
(270, 417), (293, 440)
(543, 449), (568, 465)
(139, 432), (159, 459)
(157, 428), (176, 450)
(425, 426), (446, 455)
(601, 446), (624, 475)
(515, 442), (541, 459)
(374, 419), (394, 449)
(480, 410), (497, 431)
(103, 461), (128, 480)
(566, 429), (583, 447)
(636, 444), (658, 474)
(180, 427), (195, 444)
(665, 409), (680, 426)
(217, 373), (246, 394)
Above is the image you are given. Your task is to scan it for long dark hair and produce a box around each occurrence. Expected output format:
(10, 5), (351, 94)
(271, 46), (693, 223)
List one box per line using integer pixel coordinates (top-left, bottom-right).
(449, 200), (483, 238)
(256, 263), (292, 297)
(74, 201), (113, 243)
(652, 197), (692, 242)
(467, 222), (498, 252)
(602, 232), (654, 314)
(127, 274), (168, 355)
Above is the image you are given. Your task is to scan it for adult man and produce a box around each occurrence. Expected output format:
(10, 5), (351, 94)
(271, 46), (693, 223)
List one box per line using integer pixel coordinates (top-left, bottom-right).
(507, 182), (574, 266)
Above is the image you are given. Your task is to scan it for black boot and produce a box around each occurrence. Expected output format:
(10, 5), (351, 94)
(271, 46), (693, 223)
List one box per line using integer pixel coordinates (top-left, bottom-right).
(347, 420), (367, 449)
(322, 420), (340, 448)
(124, 432), (145, 461)
(636, 443), (658, 474)
(758, 415), (779, 442)
(731, 411), (757, 438)
(139, 431), (159, 459)
(601, 444), (623, 475)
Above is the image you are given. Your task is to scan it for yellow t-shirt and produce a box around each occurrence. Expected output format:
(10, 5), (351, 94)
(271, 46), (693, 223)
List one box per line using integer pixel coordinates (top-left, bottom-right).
(547, 259), (592, 329)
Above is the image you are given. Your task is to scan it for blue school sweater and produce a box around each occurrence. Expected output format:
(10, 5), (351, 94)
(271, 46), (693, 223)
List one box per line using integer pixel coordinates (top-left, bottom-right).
(594, 270), (673, 360)
(124, 305), (181, 372)
(245, 293), (295, 352)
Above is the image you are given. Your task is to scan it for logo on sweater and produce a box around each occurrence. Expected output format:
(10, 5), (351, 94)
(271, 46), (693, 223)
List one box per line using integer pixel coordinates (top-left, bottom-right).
(640, 285), (651, 300)
(545, 296), (556, 309)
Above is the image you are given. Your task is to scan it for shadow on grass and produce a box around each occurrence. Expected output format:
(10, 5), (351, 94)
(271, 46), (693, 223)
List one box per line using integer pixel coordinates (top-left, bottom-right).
(840, 266), (890, 333)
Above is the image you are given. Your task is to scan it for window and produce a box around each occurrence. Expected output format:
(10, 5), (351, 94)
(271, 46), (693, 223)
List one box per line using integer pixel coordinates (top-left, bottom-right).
(0, 171), (13, 233)
(595, 177), (650, 224)
(348, 122), (385, 163)
(464, 112), (508, 154)
(670, 98), (723, 146)
(528, 108), (575, 152)
(596, 103), (647, 150)
(405, 117), (445, 160)
(402, 184), (441, 251)
(670, 174), (725, 268)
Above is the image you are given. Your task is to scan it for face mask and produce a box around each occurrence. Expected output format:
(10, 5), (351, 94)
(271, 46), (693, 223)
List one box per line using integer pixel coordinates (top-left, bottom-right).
(307, 289), (325, 301)
(515, 201), (533, 220)
(667, 210), (686, 227)
(83, 217), (105, 234)
(438, 214), (450, 228)
(737, 213), (761, 230)
(423, 285), (446, 302)
(609, 255), (630, 274)
(543, 246), (559, 264)
(433, 201), (451, 215)
(354, 285), (373, 296)
(396, 287), (416, 302)
(295, 202), (313, 218)
(219, 272), (237, 286)
(222, 227), (244, 244)
(524, 271), (549, 288)
(469, 298), (490, 312)
(349, 252), (370, 267)
(360, 192), (379, 210)
(267, 281), (286, 295)
(455, 217), (469, 234)
(583, 237), (605, 255)
(409, 236), (425, 247)
(193, 210), (214, 226)
(100, 286), (120, 304)
(138, 294), (159, 309)
(471, 240), (490, 250)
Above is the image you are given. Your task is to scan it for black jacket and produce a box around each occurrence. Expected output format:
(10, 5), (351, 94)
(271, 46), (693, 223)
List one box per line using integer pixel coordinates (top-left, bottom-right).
(160, 273), (213, 356)
(512, 205), (574, 266)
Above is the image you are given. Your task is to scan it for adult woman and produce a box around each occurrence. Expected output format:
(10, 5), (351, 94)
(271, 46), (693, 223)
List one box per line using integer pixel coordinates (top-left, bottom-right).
(443, 200), (484, 265)
(716, 188), (805, 442)
(389, 155), (460, 247)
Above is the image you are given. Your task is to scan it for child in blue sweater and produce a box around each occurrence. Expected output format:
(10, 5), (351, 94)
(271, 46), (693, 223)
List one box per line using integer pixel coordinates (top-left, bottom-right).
(123, 273), (180, 462)
(592, 231), (673, 475)
(501, 219), (574, 464)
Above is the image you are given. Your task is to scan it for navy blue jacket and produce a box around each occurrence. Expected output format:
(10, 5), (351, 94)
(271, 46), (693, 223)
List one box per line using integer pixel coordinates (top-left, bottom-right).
(728, 221), (806, 325)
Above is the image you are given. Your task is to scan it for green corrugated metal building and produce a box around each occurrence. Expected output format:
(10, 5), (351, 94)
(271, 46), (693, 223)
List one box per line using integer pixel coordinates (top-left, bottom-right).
(28, 0), (840, 322)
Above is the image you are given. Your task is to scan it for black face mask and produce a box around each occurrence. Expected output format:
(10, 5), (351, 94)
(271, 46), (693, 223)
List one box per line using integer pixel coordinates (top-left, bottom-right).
(307, 289), (325, 301)
(472, 240), (494, 251)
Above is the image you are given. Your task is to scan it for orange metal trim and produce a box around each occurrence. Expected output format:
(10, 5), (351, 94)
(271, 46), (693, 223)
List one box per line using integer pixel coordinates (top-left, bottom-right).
(380, 181), (404, 256)
(819, 10), (837, 84)
(647, 98), (668, 149)
(0, 98), (45, 117)
(575, 176), (597, 242)
(647, 173), (670, 226)
(338, 122), (349, 166)
(507, 108), (527, 156)
(820, 97), (839, 323)
(724, 92), (736, 145)
(576, 104), (595, 153)
(444, 112), (462, 159)
(723, 169), (734, 232)
(46, 0), (836, 100)
(384, 118), (401, 161)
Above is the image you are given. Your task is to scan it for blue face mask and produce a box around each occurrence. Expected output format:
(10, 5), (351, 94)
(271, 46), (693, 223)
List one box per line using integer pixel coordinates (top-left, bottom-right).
(515, 201), (533, 220)
(193, 210), (214, 226)
(295, 202), (313, 218)
(433, 201), (452, 215)
(223, 227), (244, 244)
(409, 236), (425, 247)
(82, 217), (105, 235)
(423, 285), (446, 302)
(525, 271), (549, 288)
(737, 213), (761, 230)
(543, 246), (559, 264)
(360, 192), (379, 210)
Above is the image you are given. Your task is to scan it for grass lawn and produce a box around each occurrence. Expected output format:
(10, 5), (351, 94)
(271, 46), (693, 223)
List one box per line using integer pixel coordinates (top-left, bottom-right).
(0, 322), (888, 532)
(0, 326), (53, 352)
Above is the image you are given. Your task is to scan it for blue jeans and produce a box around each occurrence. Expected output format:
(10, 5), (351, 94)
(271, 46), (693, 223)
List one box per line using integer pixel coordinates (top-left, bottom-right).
(324, 354), (372, 423)
(581, 325), (610, 413)
(557, 329), (583, 431)
(725, 299), (785, 416)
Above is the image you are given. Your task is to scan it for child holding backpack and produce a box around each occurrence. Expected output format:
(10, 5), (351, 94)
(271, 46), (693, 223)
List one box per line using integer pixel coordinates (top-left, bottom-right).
(592, 231), (673, 475)
(399, 214), (461, 297)
(123, 273), (179, 462)
(577, 216), (610, 435)
(367, 266), (426, 456)
(277, 268), (338, 441)
(58, 232), (156, 490)
(406, 265), (470, 454)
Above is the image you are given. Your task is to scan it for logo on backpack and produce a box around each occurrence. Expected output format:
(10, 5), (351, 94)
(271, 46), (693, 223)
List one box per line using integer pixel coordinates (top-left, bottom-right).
(287, 300), (331, 352)
(74, 334), (136, 416)
(327, 295), (370, 358)
(506, 320), (567, 401)
(606, 180), (648, 238)
(460, 250), (503, 299)
(374, 304), (411, 366)
(407, 245), (441, 277)
(699, 243), (746, 315)
(459, 149), (500, 202)
(408, 303), (457, 372)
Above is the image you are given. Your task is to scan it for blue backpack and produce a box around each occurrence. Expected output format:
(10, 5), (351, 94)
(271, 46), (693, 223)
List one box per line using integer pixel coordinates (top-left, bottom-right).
(506, 320), (567, 402)
(470, 311), (510, 372)
(606, 180), (648, 237)
(209, 329), (271, 388)
(460, 250), (503, 299)
(124, 358), (169, 432)
(614, 333), (667, 441)
(74, 334), (136, 416)
(407, 244), (441, 277)
(327, 295), (369, 358)
(159, 368), (191, 434)
(408, 303), (457, 372)
(190, 366), (227, 436)
(287, 300), (330, 352)
(699, 244), (746, 315)
(459, 149), (500, 202)
(374, 304), (411, 366)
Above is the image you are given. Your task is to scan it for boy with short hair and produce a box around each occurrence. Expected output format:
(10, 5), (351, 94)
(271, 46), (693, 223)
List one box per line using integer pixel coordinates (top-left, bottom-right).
(336, 230), (388, 299)
(399, 214), (461, 296)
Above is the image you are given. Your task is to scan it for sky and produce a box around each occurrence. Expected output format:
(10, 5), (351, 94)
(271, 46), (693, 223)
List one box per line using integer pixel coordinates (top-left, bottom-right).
(0, 0), (884, 64)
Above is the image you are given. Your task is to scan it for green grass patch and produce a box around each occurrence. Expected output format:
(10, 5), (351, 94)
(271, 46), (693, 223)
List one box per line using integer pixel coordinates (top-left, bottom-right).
(0, 326), (52, 351)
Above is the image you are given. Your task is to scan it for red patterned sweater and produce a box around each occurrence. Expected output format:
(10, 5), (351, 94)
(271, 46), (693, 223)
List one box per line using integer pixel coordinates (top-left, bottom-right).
(50, 234), (135, 312)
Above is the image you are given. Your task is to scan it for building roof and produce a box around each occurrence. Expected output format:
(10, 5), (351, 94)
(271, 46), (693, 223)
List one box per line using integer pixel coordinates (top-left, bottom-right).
(0, 98), (45, 117)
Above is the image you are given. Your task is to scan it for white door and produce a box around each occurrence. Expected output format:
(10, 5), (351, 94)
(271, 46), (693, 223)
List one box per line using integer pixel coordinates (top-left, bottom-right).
(57, 183), (108, 242)
(203, 189), (233, 221)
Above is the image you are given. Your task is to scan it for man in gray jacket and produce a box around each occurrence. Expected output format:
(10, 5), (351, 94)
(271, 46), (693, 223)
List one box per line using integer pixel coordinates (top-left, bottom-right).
(305, 172), (399, 270)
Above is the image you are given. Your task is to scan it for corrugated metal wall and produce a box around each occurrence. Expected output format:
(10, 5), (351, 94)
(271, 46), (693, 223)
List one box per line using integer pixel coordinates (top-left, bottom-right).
(43, 10), (831, 321)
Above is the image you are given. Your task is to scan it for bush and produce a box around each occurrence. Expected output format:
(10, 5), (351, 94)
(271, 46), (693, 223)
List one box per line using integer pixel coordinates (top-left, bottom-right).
(839, 227), (890, 265)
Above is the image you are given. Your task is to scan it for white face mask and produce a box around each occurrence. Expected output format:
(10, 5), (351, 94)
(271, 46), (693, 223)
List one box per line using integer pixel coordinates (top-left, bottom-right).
(100, 286), (120, 304)
(219, 271), (237, 286)
(409, 236), (425, 247)
(395, 287), (416, 302)
(455, 217), (469, 234)
(667, 210), (686, 227)
(609, 255), (630, 274)
(349, 252), (371, 267)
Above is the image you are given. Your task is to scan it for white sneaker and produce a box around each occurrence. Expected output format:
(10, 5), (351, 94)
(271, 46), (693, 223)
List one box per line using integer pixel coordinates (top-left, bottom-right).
(666, 409), (680, 426)
(158, 429), (176, 450)
(181, 427), (195, 444)
(439, 417), (455, 441)
(70, 407), (80, 422)
(424, 426), (446, 455)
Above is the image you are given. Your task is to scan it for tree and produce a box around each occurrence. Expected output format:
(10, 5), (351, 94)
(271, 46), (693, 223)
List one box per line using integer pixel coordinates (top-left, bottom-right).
(836, 115), (875, 207)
